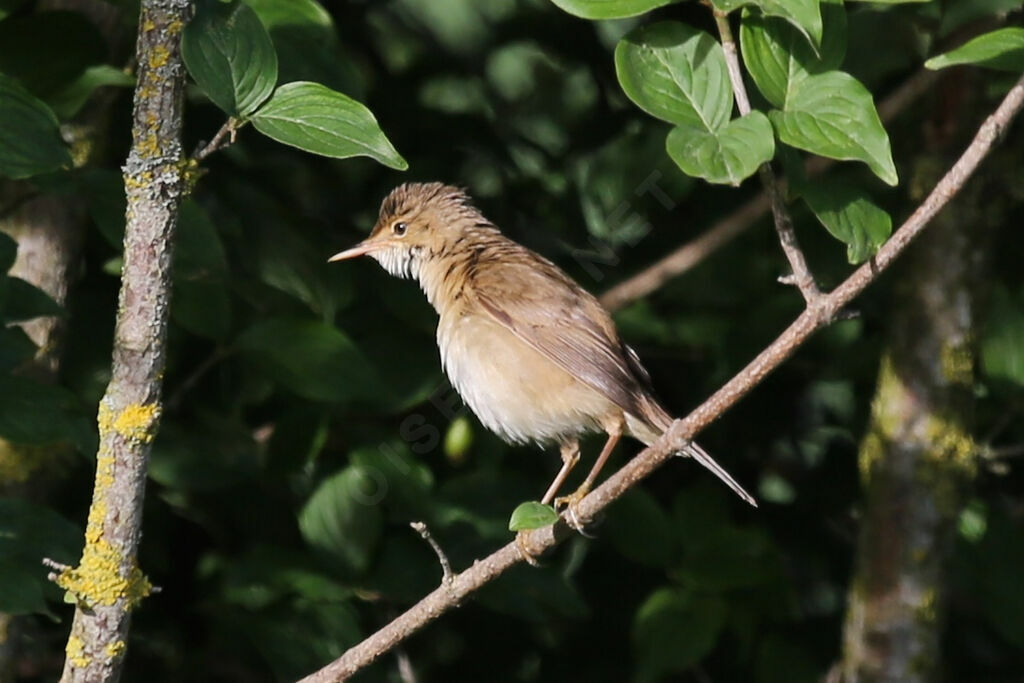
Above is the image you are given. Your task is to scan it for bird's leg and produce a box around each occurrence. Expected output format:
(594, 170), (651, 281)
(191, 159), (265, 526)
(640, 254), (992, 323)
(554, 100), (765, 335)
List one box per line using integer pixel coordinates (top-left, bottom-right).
(540, 439), (581, 505)
(556, 415), (623, 530)
(517, 439), (581, 566)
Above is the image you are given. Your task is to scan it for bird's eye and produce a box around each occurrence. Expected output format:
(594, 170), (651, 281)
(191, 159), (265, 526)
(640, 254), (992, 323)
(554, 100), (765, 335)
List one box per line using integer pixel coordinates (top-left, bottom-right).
(392, 222), (408, 236)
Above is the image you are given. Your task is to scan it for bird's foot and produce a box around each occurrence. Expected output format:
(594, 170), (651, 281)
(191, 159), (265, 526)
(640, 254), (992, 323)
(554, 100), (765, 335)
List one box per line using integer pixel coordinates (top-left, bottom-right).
(515, 530), (543, 566)
(554, 489), (597, 538)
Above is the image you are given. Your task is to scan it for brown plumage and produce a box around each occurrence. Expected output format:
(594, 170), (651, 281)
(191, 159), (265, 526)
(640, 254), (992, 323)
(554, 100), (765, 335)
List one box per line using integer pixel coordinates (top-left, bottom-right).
(330, 182), (755, 513)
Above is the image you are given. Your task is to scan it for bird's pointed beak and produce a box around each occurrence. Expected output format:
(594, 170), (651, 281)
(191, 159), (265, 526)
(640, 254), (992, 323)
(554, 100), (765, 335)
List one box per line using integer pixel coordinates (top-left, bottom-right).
(328, 240), (377, 262)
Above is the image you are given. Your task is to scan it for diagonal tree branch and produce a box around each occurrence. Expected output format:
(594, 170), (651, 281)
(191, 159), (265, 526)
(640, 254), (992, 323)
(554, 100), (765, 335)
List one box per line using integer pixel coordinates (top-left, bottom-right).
(299, 73), (1024, 683)
(598, 67), (939, 313)
(49, 1), (192, 681)
(712, 9), (823, 305)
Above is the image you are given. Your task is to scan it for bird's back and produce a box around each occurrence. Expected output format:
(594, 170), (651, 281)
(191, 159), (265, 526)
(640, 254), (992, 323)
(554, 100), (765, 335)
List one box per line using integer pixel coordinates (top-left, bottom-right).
(425, 232), (670, 445)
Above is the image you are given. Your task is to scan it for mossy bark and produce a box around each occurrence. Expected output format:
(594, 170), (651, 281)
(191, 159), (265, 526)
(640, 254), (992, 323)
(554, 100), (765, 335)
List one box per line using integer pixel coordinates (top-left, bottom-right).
(839, 77), (1009, 682)
(55, 1), (191, 681)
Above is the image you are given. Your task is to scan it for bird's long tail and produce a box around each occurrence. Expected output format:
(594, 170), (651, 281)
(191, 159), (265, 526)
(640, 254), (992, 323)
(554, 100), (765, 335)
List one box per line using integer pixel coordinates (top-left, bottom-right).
(630, 397), (757, 507)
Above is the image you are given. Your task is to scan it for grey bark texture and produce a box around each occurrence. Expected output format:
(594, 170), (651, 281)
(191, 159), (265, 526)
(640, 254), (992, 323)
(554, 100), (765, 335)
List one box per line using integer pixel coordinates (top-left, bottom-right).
(53, 1), (191, 681)
(839, 75), (1014, 683)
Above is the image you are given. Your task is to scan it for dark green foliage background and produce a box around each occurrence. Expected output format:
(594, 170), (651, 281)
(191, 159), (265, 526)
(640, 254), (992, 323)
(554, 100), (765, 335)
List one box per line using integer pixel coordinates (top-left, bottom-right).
(1, 0), (1023, 681)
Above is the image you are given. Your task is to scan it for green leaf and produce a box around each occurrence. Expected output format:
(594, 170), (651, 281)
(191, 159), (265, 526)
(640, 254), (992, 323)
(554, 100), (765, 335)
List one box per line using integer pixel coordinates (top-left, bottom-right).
(0, 74), (71, 179)
(614, 21), (732, 131)
(0, 328), (36, 372)
(768, 71), (897, 185)
(0, 231), (16, 273)
(299, 465), (384, 575)
(665, 111), (774, 185)
(171, 200), (231, 338)
(508, 501), (559, 531)
(2, 278), (63, 323)
(0, 562), (47, 616)
(633, 587), (727, 680)
(172, 279), (231, 340)
(251, 82), (408, 170)
(605, 489), (675, 568)
(176, 200), (229, 278)
(938, 0), (1022, 37)
(0, 498), (81, 615)
(982, 287), (1024, 387)
(235, 316), (378, 403)
(350, 443), (434, 519)
(48, 65), (135, 120)
(740, 0), (846, 108)
(925, 27), (1024, 72)
(714, 0), (823, 50)
(244, 0), (364, 97)
(801, 180), (892, 263)
(182, 0), (278, 117)
(0, 0), (30, 21)
(0, 11), (106, 99)
(549, 0), (677, 19)
(0, 375), (93, 451)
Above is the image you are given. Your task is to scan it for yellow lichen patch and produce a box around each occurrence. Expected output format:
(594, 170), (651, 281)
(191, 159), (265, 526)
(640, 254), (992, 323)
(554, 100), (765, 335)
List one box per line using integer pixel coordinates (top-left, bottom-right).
(167, 19), (184, 34)
(926, 414), (977, 473)
(70, 135), (95, 169)
(148, 45), (170, 70)
(180, 158), (205, 193)
(142, 19), (156, 31)
(84, 490), (108, 547)
(55, 537), (152, 609)
(66, 636), (91, 668)
(869, 353), (908, 438)
(0, 439), (39, 484)
(124, 170), (154, 189)
(940, 342), (973, 388)
(136, 131), (162, 160)
(858, 429), (885, 483)
(114, 403), (160, 443)
(105, 640), (126, 660)
(915, 587), (938, 624)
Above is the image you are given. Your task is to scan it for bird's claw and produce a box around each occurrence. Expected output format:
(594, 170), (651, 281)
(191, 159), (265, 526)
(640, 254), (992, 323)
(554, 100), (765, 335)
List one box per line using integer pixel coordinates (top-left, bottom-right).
(515, 530), (543, 566)
(554, 490), (597, 538)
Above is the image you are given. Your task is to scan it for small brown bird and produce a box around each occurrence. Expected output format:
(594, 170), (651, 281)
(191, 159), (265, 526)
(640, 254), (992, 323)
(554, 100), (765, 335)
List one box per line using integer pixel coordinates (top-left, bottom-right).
(330, 183), (755, 518)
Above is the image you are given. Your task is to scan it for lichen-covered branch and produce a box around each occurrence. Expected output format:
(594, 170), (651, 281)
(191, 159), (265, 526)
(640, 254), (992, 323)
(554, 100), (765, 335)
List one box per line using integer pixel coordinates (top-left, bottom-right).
(51, 1), (191, 681)
(299, 73), (1024, 683)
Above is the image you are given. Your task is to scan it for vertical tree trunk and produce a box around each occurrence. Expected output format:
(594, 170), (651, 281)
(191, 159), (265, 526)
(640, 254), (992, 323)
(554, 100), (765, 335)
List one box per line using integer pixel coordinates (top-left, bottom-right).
(53, 1), (191, 681)
(0, 2), (126, 679)
(0, 0), (125, 374)
(839, 77), (1005, 682)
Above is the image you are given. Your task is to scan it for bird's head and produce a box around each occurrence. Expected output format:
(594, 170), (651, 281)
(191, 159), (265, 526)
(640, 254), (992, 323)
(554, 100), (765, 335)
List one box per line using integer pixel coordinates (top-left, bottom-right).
(329, 182), (488, 280)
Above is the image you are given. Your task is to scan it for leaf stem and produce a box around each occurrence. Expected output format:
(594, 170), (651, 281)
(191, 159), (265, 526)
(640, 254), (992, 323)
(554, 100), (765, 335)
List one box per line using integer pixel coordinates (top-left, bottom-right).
(712, 8), (823, 307)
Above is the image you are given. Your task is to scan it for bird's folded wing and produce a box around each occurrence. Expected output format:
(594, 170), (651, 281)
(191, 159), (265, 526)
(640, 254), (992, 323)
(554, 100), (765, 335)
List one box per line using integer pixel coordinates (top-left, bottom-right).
(471, 254), (646, 418)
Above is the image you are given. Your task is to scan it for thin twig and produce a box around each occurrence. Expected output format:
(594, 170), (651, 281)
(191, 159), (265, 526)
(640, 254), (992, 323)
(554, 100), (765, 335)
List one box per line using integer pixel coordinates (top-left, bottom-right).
(297, 72), (1024, 683)
(166, 346), (231, 411)
(712, 9), (822, 305)
(987, 443), (1024, 459)
(410, 521), (453, 585)
(598, 68), (938, 313)
(395, 648), (417, 683)
(193, 118), (239, 162)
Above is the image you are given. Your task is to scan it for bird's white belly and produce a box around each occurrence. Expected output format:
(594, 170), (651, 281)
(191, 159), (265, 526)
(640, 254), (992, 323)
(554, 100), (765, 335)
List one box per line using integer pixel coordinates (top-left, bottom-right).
(437, 312), (611, 445)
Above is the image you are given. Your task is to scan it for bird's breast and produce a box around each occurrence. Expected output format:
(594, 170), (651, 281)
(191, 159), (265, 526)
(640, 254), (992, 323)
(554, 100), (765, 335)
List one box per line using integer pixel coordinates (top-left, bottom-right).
(436, 307), (613, 445)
